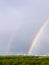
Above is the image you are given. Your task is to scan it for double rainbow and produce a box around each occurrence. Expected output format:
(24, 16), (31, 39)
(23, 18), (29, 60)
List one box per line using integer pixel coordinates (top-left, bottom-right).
(6, 19), (49, 55)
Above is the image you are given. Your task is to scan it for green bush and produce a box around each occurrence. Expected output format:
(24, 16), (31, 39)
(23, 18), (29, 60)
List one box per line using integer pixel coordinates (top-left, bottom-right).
(0, 56), (48, 65)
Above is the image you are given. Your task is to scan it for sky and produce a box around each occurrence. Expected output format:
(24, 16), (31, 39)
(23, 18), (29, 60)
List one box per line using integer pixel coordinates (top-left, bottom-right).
(0, 0), (49, 55)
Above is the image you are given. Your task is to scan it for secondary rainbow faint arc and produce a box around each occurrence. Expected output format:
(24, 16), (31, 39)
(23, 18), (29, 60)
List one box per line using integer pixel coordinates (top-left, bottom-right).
(6, 32), (16, 55)
(6, 25), (22, 55)
(28, 19), (49, 55)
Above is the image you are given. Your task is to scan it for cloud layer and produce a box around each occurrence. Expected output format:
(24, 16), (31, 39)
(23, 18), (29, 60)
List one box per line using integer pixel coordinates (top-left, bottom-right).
(0, 0), (49, 55)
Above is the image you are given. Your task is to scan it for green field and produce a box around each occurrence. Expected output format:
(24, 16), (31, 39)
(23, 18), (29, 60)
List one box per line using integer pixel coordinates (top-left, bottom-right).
(0, 56), (49, 65)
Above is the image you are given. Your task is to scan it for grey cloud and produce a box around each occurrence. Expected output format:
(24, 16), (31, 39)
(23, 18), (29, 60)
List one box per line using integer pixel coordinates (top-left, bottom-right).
(0, 0), (49, 55)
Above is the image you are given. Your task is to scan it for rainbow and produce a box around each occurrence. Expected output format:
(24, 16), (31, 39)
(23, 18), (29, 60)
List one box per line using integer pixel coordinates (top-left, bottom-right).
(6, 25), (22, 55)
(27, 19), (49, 55)
(6, 32), (16, 55)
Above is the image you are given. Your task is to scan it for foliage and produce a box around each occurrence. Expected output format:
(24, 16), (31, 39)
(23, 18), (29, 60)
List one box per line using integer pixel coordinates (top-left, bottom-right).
(0, 56), (49, 65)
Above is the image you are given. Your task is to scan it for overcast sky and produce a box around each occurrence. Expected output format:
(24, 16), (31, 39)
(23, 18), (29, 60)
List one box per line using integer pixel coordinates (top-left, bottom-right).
(0, 0), (49, 55)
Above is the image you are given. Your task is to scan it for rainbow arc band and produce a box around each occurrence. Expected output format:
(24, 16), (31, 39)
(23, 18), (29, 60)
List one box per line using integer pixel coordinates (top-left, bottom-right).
(27, 19), (49, 55)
